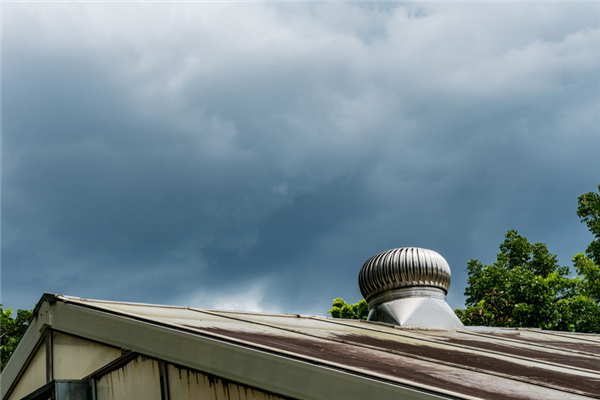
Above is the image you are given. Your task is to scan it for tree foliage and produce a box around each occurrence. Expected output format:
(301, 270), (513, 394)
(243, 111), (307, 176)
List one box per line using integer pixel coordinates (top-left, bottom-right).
(455, 230), (600, 332)
(577, 184), (600, 264)
(456, 185), (600, 333)
(1, 305), (34, 371)
(329, 298), (369, 320)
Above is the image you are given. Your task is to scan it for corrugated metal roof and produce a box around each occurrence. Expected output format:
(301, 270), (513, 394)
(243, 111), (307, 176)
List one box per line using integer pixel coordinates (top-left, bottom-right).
(54, 295), (600, 400)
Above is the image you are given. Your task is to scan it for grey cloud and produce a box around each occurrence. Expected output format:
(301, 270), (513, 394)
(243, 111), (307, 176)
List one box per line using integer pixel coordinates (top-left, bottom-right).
(2, 2), (598, 314)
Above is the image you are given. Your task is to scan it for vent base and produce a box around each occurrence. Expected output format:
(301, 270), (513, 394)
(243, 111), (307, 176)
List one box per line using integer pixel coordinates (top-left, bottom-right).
(367, 296), (464, 329)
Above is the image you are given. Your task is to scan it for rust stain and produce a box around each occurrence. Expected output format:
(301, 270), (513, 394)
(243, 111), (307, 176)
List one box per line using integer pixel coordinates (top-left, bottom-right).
(438, 336), (600, 372)
(479, 332), (600, 355)
(194, 326), (558, 400)
(187, 371), (191, 400)
(169, 357), (291, 399)
(335, 332), (600, 397)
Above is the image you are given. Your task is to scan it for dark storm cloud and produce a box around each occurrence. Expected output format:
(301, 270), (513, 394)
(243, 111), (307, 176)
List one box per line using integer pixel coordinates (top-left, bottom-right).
(2, 2), (599, 314)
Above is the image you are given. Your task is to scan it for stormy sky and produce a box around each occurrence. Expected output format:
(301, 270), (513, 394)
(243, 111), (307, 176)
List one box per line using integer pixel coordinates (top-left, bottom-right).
(2, 2), (599, 316)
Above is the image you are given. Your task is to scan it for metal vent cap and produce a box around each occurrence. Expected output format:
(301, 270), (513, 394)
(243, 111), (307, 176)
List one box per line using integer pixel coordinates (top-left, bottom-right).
(358, 247), (451, 303)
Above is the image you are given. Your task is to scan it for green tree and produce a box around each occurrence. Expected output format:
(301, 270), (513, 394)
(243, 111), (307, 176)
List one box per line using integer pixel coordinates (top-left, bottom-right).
(456, 185), (600, 332)
(573, 253), (600, 303)
(577, 184), (600, 264)
(456, 230), (600, 333)
(329, 298), (369, 320)
(1, 305), (34, 371)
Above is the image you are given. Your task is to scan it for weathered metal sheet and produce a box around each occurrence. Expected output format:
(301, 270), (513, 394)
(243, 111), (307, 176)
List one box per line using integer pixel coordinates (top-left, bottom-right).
(95, 356), (161, 400)
(197, 311), (600, 379)
(208, 312), (335, 331)
(53, 331), (122, 379)
(166, 363), (288, 400)
(178, 310), (600, 398)
(46, 299), (451, 400)
(195, 325), (596, 400)
(48, 295), (600, 400)
(105, 300), (591, 399)
(6, 341), (46, 400)
(480, 329), (600, 355)
(83, 301), (197, 320)
(414, 329), (600, 372)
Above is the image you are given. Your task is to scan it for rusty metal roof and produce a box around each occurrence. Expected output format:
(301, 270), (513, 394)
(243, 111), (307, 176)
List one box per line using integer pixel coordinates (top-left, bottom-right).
(50, 295), (599, 400)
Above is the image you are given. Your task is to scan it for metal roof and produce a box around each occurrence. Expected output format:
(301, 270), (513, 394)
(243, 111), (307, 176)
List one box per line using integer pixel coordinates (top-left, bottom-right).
(3, 294), (600, 400)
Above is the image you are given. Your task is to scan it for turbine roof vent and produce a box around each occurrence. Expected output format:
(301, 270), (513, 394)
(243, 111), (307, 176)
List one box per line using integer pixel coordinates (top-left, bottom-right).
(359, 247), (451, 302)
(358, 247), (463, 329)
